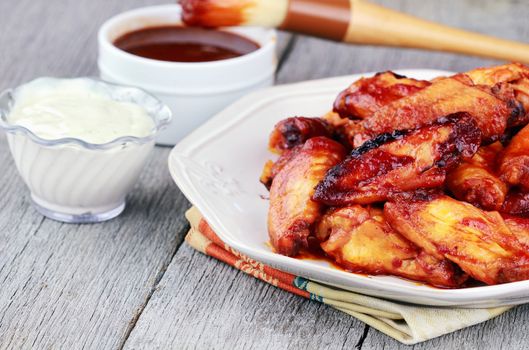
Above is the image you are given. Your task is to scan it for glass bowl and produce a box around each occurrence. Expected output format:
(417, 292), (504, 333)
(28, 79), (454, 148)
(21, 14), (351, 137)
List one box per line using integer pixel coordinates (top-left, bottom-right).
(0, 77), (172, 223)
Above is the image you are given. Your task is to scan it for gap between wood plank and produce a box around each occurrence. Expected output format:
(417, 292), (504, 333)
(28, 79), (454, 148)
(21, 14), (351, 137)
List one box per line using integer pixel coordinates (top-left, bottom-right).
(277, 35), (299, 74)
(356, 324), (370, 350)
(117, 222), (190, 350)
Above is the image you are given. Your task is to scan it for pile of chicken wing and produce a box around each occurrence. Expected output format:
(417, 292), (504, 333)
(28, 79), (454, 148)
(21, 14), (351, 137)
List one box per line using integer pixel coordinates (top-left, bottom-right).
(261, 63), (529, 288)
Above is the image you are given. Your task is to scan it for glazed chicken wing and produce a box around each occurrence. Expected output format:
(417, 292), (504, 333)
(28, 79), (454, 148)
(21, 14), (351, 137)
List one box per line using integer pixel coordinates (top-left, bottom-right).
(446, 142), (507, 210)
(511, 78), (529, 120)
(385, 194), (529, 285)
(268, 137), (346, 256)
(454, 63), (529, 128)
(499, 123), (529, 191)
(461, 62), (529, 86)
(503, 215), (529, 248)
(502, 191), (529, 217)
(268, 117), (332, 154)
(313, 114), (481, 206)
(333, 71), (431, 120)
(321, 111), (368, 149)
(317, 205), (466, 287)
(361, 77), (514, 142)
(260, 146), (301, 190)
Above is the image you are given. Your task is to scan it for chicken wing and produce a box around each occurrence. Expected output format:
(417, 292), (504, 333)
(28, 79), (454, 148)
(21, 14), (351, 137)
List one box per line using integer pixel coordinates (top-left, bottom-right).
(333, 71), (430, 120)
(268, 117), (332, 154)
(499, 123), (529, 190)
(503, 215), (529, 248)
(317, 205), (466, 287)
(361, 77), (514, 142)
(454, 63), (529, 128)
(260, 146), (301, 190)
(268, 137), (346, 256)
(446, 142), (507, 210)
(501, 191), (529, 217)
(321, 111), (367, 149)
(313, 114), (482, 206)
(511, 78), (529, 121)
(461, 62), (529, 86)
(385, 194), (529, 285)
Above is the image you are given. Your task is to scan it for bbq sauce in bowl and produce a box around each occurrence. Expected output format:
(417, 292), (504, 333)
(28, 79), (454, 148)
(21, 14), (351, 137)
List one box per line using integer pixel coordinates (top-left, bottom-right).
(113, 26), (260, 62)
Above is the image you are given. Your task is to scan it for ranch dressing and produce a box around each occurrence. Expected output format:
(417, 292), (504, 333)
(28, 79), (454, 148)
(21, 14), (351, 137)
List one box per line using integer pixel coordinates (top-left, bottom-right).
(8, 79), (155, 144)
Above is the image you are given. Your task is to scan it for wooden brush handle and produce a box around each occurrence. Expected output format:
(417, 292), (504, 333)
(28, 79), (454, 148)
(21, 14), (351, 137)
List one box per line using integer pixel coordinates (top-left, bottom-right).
(346, 0), (529, 63)
(180, 0), (529, 63)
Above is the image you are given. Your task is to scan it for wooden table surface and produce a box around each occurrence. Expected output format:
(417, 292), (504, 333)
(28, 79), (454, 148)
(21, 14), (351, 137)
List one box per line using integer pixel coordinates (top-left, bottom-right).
(1, 0), (529, 349)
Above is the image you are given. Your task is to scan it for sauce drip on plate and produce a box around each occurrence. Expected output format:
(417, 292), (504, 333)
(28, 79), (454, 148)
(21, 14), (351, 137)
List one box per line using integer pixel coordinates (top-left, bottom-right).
(113, 26), (260, 63)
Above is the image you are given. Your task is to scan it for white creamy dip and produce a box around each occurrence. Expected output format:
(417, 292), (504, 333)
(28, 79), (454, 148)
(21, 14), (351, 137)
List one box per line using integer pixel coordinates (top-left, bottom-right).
(0, 77), (170, 223)
(8, 79), (155, 144)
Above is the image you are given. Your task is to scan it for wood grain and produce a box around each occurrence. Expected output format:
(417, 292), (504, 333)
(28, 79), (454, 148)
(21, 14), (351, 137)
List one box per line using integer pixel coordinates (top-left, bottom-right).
(0, 139), (187, 349)
(123, 245), (367, 350)
(0, 0), (190, 349)
(0, 0), (293, 349)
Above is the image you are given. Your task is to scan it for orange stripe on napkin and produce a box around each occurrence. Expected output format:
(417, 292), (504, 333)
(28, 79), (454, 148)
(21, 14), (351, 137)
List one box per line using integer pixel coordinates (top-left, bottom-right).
(190, 219), (311, 298)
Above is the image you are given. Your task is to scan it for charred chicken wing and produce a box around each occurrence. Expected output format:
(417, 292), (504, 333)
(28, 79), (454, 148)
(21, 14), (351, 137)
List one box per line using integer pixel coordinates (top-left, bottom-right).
(501, 191), (529, 217)
(268, 137), (346, 256)
(317, 205), (466, 287)
(321, 111), (368, 149)
(446, 142), (507, 210)
(461, 62), (529, 86)
(361, 77), (514, 142)
(385, 194), (529, 285)
(313, 114), (482, 206)
(268, 117), (332, 154)
(333, 71), (430, 120)
(499, 123), (529, 190)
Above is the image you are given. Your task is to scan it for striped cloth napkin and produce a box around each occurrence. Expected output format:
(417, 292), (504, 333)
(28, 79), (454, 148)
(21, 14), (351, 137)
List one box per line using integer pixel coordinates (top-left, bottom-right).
(185, 206), (512, 345)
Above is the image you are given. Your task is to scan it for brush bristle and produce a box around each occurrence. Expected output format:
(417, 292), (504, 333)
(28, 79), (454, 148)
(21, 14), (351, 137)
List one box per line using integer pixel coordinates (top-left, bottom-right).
(180, 0), (255, 27)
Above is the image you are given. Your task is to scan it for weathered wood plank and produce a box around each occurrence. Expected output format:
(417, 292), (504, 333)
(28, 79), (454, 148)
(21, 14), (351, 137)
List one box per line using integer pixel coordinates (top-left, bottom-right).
(125, 1), (529, 349)
(0, 0), (293, 348)
(0, 1), (185, 349)
(123, 244), (367, 350)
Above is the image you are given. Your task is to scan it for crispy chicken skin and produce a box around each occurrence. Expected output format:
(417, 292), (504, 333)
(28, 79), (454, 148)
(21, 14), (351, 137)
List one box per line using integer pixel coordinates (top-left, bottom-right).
(313, 114), (482, 206)
(315, 205), (378, 243)
(446, 142), (507, 210)
(511, 78), (529, 122)
(461, 62), (529, 86)
(322, 111), (368, 149)
(268, 137), (346, 256)
(268, 117), (332, 154)
(385, 194), (529, 285)
(317, 205), (466, 287)
(333, 72), (431, 120)
(455, 63), (529, 128)
(361, 77), (513, 142)
(503, 215), (529, 248)
(260, 146), (302, 189)
(502, 191), (529, 217)
(499, 123), (529, 190)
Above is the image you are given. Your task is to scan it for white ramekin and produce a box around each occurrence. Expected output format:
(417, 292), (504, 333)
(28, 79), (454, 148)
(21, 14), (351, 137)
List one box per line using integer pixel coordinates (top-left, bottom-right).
(98, 4), (278, 146)
(0, 78), (172, 223)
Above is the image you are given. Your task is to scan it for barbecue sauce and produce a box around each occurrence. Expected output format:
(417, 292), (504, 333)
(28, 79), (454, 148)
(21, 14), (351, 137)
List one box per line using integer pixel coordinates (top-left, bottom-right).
(113, 26), (260, 63)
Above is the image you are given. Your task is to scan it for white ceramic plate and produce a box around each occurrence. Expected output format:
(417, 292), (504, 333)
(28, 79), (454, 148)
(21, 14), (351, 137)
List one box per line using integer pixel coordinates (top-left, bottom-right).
(169, 69), (529, 308)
